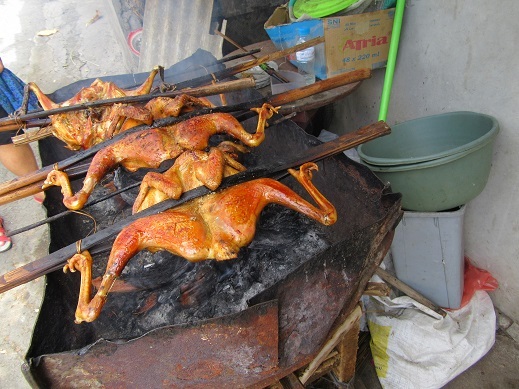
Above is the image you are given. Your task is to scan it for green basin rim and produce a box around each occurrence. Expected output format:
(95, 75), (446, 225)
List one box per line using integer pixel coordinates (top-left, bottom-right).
(358, 111), (499, 167)
(361, 134), (497, 173)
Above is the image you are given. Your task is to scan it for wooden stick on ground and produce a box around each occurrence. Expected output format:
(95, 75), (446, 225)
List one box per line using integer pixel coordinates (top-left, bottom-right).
(298, 305), (363, 384)
(375, 267), (448, 317)
(0, 68), (371, 203)
(0, 120), (390, 294)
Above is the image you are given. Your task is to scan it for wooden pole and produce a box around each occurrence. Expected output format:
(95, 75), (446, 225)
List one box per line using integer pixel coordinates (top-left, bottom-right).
(0, 77), (256, 131)
(0, 161), (91, 206)
(269, 68), (370, 107)
(0, 120), (390, 294)
(0, 68), (371, 201)
(0, 38), (323, 130)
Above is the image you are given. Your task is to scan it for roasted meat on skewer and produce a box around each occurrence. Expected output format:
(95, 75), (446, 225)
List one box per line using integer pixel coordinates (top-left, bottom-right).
(26, 67), (213, 150)
(142, 95), (213, 120)
(42, 103), (278, 210)
(64, 162), (337, 323)
(132, 141), (247, 214)
(26, 67), (161, 150)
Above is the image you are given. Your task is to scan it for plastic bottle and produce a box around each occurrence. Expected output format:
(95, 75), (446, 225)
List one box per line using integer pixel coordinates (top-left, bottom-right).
(294, 26), (315, 85)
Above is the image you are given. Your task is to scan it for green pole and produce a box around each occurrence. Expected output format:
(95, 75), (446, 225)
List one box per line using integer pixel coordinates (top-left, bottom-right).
(378, 0), (405, 121)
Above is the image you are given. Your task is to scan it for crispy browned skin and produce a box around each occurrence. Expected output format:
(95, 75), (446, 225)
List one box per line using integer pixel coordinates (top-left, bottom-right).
(27, 66), (213, 150)
(143, 95), (213, 119)
(43, 104), (278, 210)
(64, 162), (337, 323)
(132, 141), (247, 214)
(28, 67), (161, 150)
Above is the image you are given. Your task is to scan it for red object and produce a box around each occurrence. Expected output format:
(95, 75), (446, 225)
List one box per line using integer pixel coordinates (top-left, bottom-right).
(127, 28), (142, 56)
(460, 257), (499, 307)
(0, 217), (12, 252)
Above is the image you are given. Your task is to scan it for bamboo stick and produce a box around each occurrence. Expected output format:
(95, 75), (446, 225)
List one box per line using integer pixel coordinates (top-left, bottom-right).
(0, 181), (45, 204)
(6, 113), (298, 236)
(269, 68), (370, 107)
(12, 127), (53, 145)
(152, 67), (370, 127)
(0, 118), (51, 132)
(0, 161), (92, 206)
(0, 120), (391, 294)
(0, 68), (370, 201)
(0, 77), (256, 131)
(214, 28), (289, 83)
(0, 38), (323, 130)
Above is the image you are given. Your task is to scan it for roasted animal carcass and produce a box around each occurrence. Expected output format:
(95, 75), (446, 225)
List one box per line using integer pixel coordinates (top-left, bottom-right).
(27, 67), (160, 150)
(95, 94), (214, 142)
(64, 162), (337, 323)
(27, 67), (213, 150)
(132, 141), (247, 214)
(43, 103), (278, 210)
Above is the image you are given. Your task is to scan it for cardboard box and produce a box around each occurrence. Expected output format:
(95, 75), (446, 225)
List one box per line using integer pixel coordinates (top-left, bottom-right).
(324, 8), (394, 76)
(264, 5), (394, 79)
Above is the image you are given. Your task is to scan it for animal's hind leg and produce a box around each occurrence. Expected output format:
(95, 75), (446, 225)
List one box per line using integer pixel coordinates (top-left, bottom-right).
(287, 162), (337, 225)
(57, 146), (120, 210)
(66, 225), (147, 323)
(64, 250), (116, 323)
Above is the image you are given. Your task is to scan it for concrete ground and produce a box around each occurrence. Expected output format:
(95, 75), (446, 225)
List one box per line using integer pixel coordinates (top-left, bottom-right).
(0, 0), (518, 388)
(0, 1), (128, 387)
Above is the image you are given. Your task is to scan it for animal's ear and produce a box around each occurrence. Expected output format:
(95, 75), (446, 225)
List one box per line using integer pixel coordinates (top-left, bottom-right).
(27, 82), (59, 110)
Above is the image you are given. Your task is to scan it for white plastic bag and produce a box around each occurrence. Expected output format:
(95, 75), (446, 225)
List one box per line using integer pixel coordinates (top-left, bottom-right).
(364, 290), (496, 389)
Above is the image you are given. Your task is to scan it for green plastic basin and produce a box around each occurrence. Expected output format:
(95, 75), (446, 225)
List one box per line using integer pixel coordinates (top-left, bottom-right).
(358, 111), (499, 166)
(358, 112), (499, 211)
